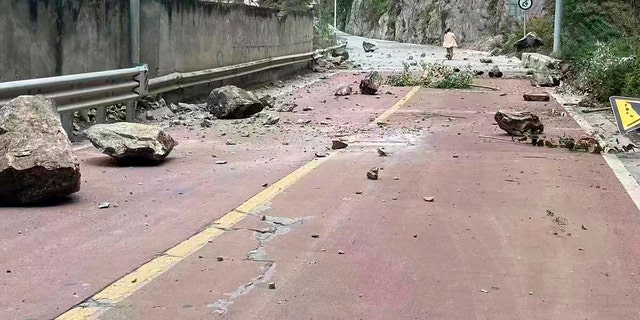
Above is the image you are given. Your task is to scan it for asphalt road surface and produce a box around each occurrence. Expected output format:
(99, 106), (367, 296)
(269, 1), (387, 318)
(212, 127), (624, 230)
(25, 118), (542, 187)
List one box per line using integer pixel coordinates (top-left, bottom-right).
(2, 34), (640, 320)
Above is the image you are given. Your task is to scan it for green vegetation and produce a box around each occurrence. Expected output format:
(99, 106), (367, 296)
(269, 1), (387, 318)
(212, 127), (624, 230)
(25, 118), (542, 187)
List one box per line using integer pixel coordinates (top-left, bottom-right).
(501, 0), (640, 102)
(387, 63), (473, 89)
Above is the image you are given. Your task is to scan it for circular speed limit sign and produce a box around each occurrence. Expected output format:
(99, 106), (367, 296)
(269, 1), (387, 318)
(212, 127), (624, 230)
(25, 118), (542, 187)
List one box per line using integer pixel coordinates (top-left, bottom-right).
(518, 0), (533, 10)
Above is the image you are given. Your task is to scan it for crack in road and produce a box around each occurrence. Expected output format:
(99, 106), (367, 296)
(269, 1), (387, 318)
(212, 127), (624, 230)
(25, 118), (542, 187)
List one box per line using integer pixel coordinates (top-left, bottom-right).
(208, 215), (306, 315)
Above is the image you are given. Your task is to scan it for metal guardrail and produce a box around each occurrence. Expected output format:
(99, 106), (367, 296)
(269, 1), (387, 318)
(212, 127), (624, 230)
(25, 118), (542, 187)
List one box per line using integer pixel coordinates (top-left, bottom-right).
(0, 43), (346, 138)
(0, 65), (148, 136)
(148, 44), (346, 95)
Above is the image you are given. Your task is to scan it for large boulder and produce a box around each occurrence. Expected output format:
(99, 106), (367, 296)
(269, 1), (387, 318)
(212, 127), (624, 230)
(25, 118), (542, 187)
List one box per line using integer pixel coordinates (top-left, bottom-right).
(514, 32), (544, 51)
(494, 110), (544, 136)
(206, 85), (264, 119)
(363, 41), (379, 53)
(86, 122), (178, 162)
(0, 95), (81, 205)
(360, 71), (383, 95)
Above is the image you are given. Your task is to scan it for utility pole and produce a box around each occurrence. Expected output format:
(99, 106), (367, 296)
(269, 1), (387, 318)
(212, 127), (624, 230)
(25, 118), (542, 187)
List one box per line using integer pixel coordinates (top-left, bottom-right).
(553, 0), (562, 55)
(334, 0), (337, 29)
(130, 0), (140, 65)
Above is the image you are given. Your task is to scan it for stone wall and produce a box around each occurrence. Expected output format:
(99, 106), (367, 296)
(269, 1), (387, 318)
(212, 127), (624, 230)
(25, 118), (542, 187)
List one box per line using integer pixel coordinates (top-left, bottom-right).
(0, 0), (314, 82)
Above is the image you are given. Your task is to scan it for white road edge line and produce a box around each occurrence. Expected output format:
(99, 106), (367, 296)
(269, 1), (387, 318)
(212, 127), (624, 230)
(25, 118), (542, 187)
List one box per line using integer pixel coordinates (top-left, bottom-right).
(552, 92), (640, 212)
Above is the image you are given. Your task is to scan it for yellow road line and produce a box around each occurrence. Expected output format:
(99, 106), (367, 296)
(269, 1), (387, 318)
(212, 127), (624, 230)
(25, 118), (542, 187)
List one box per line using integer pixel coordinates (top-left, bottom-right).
(55, 85), (421, 320)
(373, 85), (421, 123)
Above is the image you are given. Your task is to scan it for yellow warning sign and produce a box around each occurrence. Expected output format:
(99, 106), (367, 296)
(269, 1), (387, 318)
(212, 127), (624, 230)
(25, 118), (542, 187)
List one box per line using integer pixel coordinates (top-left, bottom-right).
(610, 96), (640, 134)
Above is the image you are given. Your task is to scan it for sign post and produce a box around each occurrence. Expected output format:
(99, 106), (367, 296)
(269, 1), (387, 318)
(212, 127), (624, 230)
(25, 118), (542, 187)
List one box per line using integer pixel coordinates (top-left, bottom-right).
(518, 0), (533, 36)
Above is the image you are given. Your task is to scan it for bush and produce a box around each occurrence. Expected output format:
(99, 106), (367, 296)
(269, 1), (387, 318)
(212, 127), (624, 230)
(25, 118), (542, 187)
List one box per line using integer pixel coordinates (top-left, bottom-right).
(422, 63), (473, 89)
(623, 60), (640, 98)
(578, 42), (636, 101)
(386, 63), (473, 89)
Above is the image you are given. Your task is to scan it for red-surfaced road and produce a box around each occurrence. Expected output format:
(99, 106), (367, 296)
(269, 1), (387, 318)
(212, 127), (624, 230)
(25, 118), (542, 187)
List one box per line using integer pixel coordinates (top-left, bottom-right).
(2, 76), (640, 320)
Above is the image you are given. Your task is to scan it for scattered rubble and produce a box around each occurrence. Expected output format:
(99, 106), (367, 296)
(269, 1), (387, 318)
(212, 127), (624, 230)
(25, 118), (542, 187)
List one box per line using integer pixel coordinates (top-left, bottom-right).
(363, 41), (379, 52)
(367, 167), (380, 180)
(331, 140), (348, 150)
(360, 71), (382, 95)
(206, 85), (264, 119)
(523, 93), (550, 102)
(494, 111), (544, 136)
(0, 95), (81, 205)
(86, 123), (178, 162)
(335, 85), (353, 96)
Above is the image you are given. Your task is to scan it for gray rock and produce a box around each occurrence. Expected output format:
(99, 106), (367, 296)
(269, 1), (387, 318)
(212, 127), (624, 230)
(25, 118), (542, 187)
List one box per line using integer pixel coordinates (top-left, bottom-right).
(332, 140), (348, 150)
(86, 123), (178, 162)
(276, 103), (297, 112)
(0, 95), (81, 205)
(178, 103), (203, 113)
(360, 71), (382, 95)
(201, 119), (213, 128)
(480, 58), (493, 64)
(531, 73), (560, 87)
(264, 115), (280, 126)
(146, 106), (174, 120)
(259, 95), (276, 109)
(206, 85), (264, 119)
(363, 41), (379, 52)
(332, 48), (350, 63)
(335, 85), (353, 96)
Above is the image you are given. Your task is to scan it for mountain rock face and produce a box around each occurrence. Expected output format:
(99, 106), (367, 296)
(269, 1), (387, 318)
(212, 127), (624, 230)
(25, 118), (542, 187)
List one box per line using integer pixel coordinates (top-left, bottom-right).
(345, 0), (545, 46)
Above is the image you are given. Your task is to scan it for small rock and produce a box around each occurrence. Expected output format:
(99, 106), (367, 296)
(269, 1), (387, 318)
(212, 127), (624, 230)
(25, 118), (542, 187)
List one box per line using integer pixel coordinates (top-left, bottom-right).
(488, 65), (503, 78)
(215, 160), (228, 165)
(303, 107), (314, 111)
(423, 197), (435, 202)
(331, 140), (348, 150)
(311, 234), (320, 238)
(338, 250), (345, 255)
(581, 225), (588, 230)
(261, 183), (269, 187)
(87, 123), (178, 162)
(363, 41), (379, 52)
(360, 71), (382, 95)
(420, 53), (426, 57)
(216, 256), (224, 261)
(335, 85), (353, 96)
(377, 148), (388, 156)
(264, 115), (280, 126)
(268, 282), (276, 289)
(98, 202), (111, 209)
(523, 93), (550, 102)
(276, 103), (297, 112)
(200, 119), (213, 128)
(367, 167), (379, 180)
(314, 152), (328, 158)
(480, 58), (493, 64)
(259, 95), (276, 108)
(226, 140), (237, 146)
(393, 177), (400, 180)
(480, 289), (489, 293)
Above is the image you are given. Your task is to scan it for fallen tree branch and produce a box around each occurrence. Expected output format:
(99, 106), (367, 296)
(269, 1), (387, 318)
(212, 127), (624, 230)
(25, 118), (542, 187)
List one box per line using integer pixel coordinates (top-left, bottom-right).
(471, 84), (500, 91)
(581, 107), (611, 113)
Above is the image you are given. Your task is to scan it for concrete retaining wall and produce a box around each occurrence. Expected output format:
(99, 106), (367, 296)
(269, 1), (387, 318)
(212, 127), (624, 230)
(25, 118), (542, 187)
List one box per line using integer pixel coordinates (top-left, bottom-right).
(0, 0), (314, 82)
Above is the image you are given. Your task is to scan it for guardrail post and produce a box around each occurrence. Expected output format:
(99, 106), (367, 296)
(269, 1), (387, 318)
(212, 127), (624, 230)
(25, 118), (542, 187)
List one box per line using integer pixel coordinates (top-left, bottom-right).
(60, 113), (73, 138)
(125, 101), (136, 122)
(96, 106), (107, 123)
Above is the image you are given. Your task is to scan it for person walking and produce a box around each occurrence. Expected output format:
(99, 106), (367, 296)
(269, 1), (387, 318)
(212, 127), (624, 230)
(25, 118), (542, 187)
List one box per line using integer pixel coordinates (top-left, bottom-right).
(443, 28), (458, 60)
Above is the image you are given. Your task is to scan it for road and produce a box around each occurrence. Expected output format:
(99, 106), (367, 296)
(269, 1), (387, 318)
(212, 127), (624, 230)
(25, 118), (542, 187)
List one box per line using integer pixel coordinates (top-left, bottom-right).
(2, 34), (640, 320)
